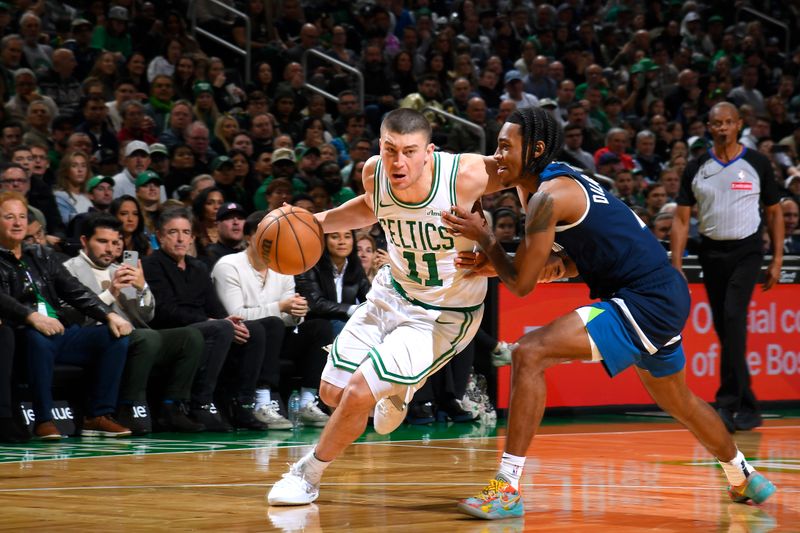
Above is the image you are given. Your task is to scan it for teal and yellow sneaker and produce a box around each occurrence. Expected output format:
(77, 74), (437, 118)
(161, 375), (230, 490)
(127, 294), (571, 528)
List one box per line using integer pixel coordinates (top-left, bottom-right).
(728, 471), (776, 504)
(457, 477), (523, 520)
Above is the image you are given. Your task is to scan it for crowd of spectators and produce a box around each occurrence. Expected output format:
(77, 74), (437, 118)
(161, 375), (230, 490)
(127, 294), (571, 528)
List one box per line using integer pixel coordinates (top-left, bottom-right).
(1, 0), (800, 441)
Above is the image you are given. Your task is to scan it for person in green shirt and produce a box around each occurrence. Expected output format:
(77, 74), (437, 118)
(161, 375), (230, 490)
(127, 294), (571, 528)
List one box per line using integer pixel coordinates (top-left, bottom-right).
(252, 148), (307, 211)
(317, 160), (355, 207)
(91, 6), (132, 59)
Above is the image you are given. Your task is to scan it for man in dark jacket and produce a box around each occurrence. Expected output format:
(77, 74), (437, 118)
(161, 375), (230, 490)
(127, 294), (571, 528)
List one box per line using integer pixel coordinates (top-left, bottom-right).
(64, 214), (205, 435)
(142, 207), (245, 431)
(0, 191), (132, 440)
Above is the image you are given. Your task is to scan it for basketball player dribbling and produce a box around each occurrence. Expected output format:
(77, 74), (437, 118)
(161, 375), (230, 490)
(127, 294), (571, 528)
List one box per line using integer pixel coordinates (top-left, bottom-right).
(268, 108), (506, 505)
(443, 107), (776, 520)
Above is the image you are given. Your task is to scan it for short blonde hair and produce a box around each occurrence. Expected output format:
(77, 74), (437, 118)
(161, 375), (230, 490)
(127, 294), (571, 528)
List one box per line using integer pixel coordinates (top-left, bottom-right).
(0, 190), (28, 209)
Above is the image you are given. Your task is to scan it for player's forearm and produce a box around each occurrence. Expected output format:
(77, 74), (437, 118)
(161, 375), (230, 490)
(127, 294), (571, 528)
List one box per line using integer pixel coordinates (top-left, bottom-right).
(479, 233), (537, 297)
(481, 234), (521, 291)
(314, 195), (377, 233)
(561, 255), (578, 278)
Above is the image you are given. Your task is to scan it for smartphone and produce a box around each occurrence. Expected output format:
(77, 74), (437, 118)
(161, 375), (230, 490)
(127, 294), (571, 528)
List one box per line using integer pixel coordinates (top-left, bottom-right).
(120, 250), (139, 299)
(123, 250), (138, 267)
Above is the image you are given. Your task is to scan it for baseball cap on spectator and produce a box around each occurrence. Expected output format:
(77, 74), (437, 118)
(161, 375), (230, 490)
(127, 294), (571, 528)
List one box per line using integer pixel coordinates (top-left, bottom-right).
(598, 152), (621, 165)
(149, 143), (168, 158)
(271, 147), (296, 165)
(135, 170), (162, 187)
(688, 136), (708, 150)
(504, 70), (523, 84)
(539, 98), (557, 109)
(215, 202), (246, 221)
(87, 175), (114, 193)
(708, 15), (724, 24)
(297, 146), (321, 161)
(605, 5), (631, 22)
(99, 147), (118, 164)
(109, 6), (129, 21)
(684, 11), (701, 23)
(211, 155), (234, 171)
(193, 81), (213, 97)
(784, 175), (800, 189)
(633, 58), (659, 74)
(124, 140), (150, 157)
(71, 18), (92, 28)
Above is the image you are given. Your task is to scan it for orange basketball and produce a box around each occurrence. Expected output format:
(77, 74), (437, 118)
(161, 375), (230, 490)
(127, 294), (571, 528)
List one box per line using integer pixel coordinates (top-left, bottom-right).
(255, 205), (325, 275)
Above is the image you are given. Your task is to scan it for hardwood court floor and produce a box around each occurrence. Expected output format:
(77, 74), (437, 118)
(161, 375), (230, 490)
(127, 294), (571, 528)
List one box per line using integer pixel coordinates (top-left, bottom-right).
(0, 415), (798, 532)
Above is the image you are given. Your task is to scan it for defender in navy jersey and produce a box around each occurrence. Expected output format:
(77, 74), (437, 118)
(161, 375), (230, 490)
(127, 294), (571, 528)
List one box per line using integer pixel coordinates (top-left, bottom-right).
(445, 107), (776, 520)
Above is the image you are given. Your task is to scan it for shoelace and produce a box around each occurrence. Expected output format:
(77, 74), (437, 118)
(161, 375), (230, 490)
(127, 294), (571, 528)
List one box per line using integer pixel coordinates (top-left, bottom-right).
(285, 463), (317, 492)
(263, 400), (282, 414)
(477, 479), (510, 501)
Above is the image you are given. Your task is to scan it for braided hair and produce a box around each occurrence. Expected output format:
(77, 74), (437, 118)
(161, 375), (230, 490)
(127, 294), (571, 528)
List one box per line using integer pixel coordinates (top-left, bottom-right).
(506, 107), (564, 177)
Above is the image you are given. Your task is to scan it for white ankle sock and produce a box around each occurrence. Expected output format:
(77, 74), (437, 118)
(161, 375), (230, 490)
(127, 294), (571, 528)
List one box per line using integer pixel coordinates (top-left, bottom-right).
(255, 389), (270, 410)
(498, 452), (526, 489)
(719, 450), (754, 486)
(300, 388), (317, 408)
(297, 447), (330, 486)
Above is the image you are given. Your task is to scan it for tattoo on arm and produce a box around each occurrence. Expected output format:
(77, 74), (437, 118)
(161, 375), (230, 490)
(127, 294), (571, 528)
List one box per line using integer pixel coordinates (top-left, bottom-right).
(526, 192), (554, 235)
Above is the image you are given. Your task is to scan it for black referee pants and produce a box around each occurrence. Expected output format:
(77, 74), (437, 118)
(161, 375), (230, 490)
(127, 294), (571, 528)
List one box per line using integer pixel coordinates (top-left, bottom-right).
(698, 233), (763, 413)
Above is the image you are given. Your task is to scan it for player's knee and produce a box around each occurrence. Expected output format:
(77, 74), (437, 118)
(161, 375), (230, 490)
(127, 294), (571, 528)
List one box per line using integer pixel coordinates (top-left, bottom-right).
(513, 336), (548, 372)
(340, 376), (377, 412)
(320, 381), (343, 408)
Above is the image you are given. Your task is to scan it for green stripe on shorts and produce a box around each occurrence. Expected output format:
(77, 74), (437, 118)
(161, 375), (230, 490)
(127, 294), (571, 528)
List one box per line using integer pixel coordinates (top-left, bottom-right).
(368, 311), (475, 385)
(330, 335), (359, 372)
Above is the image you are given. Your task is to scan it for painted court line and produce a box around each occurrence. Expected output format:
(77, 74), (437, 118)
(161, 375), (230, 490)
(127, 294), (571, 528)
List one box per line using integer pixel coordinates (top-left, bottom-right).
(3, 481), (796, 494)
(1, 424), (797, 464)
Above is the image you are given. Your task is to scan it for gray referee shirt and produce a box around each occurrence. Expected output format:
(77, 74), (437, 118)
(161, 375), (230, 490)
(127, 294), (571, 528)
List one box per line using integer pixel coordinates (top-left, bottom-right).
(676, 148), (780, 240)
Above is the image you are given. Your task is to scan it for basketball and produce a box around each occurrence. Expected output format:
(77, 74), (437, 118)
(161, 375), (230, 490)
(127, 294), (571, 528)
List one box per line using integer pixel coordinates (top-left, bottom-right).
(255, 205), (325, 275)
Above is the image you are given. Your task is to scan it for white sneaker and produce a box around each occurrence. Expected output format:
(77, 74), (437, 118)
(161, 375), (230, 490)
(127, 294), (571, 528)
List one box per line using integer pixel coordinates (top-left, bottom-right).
(373, 395), (407, 435)
(459, 393), (481, 419)
(298, 401), (330, 427)
(267, 464), (320, 506)
(491, 341), (514, 367)
(254, 401), (293, 430)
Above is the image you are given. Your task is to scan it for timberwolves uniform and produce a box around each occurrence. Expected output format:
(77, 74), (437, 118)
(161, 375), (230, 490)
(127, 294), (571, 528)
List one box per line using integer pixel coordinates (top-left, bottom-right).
(322, 152), (485, 398)
(541, 162), (690, 377)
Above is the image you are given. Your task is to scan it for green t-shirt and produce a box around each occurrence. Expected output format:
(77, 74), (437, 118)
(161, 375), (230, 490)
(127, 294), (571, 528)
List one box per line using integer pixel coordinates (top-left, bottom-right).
(91, 26), (132, 58)
(331, 187), (356, 207)
(253, 176), (308, 211)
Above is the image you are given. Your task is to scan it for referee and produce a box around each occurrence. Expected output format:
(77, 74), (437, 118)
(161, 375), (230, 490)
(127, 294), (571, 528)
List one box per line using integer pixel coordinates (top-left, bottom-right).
(670, 102), (784, 433)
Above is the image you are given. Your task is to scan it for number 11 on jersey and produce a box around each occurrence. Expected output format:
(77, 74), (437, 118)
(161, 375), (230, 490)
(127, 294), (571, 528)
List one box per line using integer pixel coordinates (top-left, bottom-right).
(402, 251), (443, 287)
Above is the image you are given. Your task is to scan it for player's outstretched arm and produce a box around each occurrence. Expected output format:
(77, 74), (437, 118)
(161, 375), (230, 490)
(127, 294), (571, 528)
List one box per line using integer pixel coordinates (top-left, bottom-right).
(314, 194), (376, 233)
(313, 156), (380, 233)
(445, 182), (564, 297)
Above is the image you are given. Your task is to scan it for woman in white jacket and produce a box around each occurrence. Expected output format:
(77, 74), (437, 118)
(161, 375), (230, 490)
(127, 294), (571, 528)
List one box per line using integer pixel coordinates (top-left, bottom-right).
(211, 211), (335, 429)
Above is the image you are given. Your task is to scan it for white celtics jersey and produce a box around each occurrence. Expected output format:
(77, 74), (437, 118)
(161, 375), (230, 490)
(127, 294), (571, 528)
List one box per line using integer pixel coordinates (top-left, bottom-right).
(372, 151), (486, 311)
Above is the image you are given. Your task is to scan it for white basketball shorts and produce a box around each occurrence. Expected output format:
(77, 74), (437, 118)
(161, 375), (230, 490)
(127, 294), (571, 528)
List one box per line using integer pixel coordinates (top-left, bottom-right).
(321, 268), (484, 401)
